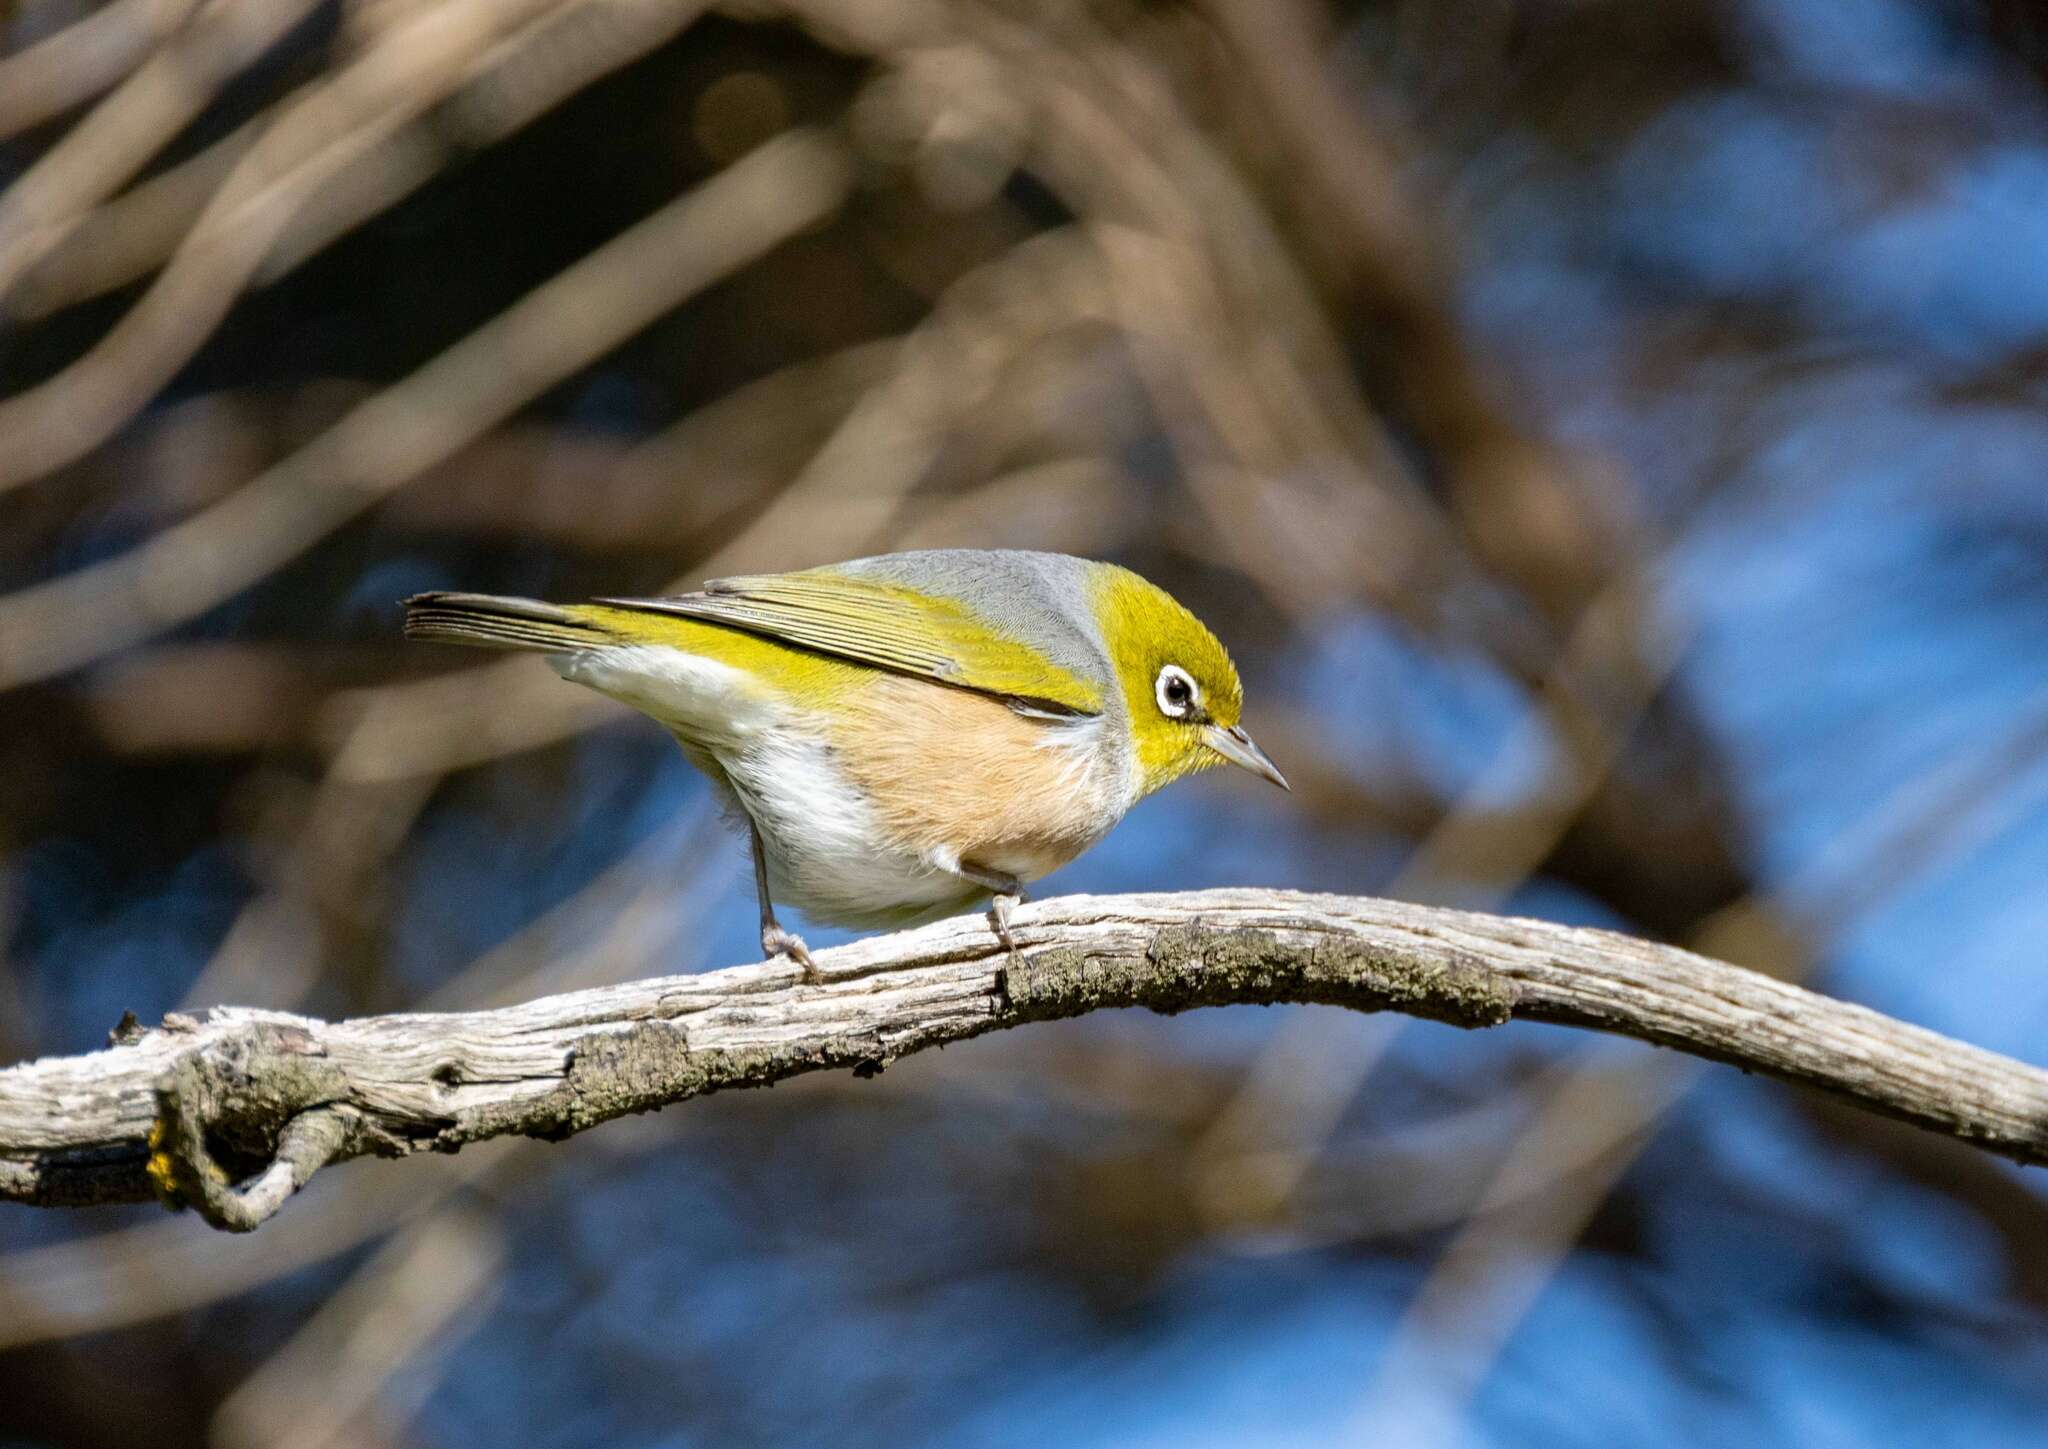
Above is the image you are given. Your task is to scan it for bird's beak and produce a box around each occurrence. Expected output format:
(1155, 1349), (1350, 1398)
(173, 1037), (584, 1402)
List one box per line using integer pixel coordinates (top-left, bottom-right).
(1205, 723), (1290, 791)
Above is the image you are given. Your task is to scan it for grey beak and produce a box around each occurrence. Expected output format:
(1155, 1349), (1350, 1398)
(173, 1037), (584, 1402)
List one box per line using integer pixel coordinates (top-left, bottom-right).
(1205, 723), (1290, 791)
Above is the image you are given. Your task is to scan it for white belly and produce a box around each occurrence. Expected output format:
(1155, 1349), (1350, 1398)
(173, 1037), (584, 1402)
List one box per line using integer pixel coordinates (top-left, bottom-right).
(722, 726), (989, 929)
(554, 644), (986, 928)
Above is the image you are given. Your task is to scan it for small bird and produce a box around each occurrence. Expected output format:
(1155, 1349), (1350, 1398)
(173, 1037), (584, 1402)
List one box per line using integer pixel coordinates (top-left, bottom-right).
(404, 549), (1286, 974)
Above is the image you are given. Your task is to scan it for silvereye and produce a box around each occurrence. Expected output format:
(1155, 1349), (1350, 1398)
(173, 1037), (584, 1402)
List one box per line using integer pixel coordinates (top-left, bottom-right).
(405, 549), (1287, 974)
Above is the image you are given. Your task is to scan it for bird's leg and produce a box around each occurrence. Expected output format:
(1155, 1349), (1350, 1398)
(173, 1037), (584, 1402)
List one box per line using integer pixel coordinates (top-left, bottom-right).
(752, 823), (817, 983)
(956, 861), (1025, 954)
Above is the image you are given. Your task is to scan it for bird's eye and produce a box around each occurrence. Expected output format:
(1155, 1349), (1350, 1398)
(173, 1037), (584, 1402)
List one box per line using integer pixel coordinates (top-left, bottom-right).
(1155, 664), (1199, 719)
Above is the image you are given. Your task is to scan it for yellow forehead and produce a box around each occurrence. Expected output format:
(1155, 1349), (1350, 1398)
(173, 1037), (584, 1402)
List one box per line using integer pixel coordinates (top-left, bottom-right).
(1087, 564), (1244, 731)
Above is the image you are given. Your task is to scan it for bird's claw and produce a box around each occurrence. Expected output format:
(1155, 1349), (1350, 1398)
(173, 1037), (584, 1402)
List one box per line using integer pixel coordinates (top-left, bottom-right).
(763, 925), (818, 984)
(988, 893), (1021, 957)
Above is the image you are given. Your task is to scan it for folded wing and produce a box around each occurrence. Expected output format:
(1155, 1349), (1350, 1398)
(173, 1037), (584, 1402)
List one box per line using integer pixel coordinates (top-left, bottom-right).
(597, 569), (1104, 717)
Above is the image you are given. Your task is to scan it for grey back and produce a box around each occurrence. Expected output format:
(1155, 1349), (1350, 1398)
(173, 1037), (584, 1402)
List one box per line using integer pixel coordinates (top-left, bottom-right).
(826, 549), (1117, 696)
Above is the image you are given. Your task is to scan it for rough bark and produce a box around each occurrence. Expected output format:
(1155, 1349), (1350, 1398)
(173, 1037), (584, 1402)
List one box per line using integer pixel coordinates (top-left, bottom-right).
(2, 890), (2042, 1230)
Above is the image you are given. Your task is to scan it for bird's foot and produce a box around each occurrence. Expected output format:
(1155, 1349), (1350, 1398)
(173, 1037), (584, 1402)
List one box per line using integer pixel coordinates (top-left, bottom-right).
(988, 893), (1022, 957)
(762, 924), (819, 984)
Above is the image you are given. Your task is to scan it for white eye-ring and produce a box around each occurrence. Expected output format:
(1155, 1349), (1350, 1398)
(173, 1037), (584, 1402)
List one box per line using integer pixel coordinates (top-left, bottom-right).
(1155, 664), (1200, 719)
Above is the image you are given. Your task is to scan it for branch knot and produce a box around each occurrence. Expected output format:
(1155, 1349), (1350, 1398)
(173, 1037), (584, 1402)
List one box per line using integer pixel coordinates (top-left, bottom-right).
(146, 1022), (355, 1231)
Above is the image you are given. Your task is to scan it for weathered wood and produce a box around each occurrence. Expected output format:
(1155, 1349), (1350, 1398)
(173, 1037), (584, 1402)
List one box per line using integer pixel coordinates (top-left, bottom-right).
(2, 890), (2043, 1229)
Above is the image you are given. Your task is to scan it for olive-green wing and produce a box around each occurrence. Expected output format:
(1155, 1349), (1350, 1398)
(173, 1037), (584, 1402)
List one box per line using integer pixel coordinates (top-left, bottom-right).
(596, 569), (1104, 716)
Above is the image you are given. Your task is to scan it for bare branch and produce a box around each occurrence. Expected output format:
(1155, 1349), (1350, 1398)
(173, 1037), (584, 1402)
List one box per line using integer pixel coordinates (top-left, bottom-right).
(0, 0), (322, 295)
(1, 889), (2041, 1231)
(0, 0), (201, 143)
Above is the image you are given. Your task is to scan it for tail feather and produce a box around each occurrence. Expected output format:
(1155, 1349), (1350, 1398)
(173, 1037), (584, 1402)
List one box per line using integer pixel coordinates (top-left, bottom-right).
(403, 592), (613, 653)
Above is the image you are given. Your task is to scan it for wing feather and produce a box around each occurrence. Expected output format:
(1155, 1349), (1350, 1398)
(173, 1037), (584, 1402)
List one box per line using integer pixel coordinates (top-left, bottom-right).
(596, 570), (1103, 716)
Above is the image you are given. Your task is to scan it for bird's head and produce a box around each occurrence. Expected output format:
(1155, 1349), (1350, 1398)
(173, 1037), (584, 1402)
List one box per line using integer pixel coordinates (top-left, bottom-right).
(1088, 565), (1288, 798)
